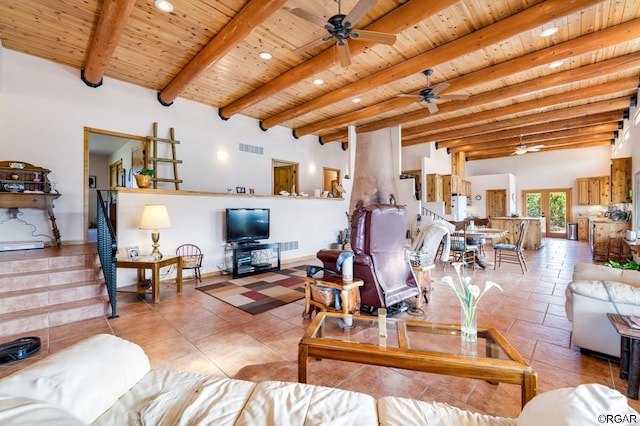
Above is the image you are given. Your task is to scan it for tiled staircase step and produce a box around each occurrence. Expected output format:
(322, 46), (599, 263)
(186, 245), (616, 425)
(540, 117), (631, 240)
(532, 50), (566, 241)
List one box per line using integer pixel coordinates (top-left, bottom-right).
(0, 298), (107, 339)
(0, 266), (103, 294)
(0, 280), (107, 315)
(0, 252), (100, 276)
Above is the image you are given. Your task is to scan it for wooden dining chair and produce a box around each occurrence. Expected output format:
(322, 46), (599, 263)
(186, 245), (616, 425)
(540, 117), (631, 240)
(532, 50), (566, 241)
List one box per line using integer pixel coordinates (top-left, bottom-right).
(176, 244), (204, 282)
(493, 221), (529, 274)
(450, 223), (476, 269)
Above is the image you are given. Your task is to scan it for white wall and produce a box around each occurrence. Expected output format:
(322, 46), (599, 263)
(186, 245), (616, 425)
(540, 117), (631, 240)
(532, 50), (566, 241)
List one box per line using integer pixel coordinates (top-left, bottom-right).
(0, 49), (351, 279)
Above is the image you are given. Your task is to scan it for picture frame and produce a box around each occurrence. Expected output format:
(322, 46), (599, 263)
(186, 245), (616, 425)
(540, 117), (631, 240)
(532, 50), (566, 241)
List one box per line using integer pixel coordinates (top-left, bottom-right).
(88, 175), (97, 188)
(126, 246), (140, 260)
(249, 188), (255, 195)
(236, 186), (246, 194)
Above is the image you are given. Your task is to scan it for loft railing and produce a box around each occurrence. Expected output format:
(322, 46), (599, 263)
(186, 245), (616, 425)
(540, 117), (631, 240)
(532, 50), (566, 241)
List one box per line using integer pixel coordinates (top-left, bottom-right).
(421, 206), (448, 222)
(97, 190), (118, 318)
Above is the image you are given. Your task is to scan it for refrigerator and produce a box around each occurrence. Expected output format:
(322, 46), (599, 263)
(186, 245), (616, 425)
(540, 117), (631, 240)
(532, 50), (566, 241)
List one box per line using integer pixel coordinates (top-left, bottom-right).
(450, 195), (467, 221)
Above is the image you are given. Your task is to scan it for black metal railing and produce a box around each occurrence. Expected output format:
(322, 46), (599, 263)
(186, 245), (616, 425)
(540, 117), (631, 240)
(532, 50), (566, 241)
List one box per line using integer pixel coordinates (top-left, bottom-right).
(97, 190), (118, 318)
(421, 206), (448, 221)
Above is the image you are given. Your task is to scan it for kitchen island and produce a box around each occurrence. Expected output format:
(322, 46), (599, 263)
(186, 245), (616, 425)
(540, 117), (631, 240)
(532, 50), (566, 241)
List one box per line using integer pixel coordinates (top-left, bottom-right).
(589, 218), (631, 261)
(490, 217), (546, 250)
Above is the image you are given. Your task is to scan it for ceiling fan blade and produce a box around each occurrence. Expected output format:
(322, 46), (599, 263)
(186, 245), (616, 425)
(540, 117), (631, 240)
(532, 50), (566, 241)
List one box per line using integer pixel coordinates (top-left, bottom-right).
(439, 94), (469, 100)
(336, 40), (352, 67)
(292, 36), (330, 55)
(529, 144), (545, 150)
(396, 94), (422, 98)
(426, 101), (439, 114)
(430, 81), (450, 95)
(344, 0), (376, 27)
(351, 30), (396, 45)
(287, 7), (329, 28)
(529, 148), (541, 152)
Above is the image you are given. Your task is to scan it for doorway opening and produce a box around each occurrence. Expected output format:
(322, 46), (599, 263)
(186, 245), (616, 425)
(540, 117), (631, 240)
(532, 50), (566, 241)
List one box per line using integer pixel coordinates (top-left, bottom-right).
(83, 127), (147, 242)
(522, 188), (572, 238)
(272, 159), (299, 195)
(323, 167), (341, 197)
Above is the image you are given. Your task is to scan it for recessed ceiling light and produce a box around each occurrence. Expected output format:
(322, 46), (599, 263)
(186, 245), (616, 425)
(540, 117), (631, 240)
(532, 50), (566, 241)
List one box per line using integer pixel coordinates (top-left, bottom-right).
(548, 60), (564, 69)
(154, 0), (174, 13)
(539, 27), (559, 37)
(313, 79), (324, 85)
(259, 52), (272, 60)
(352, 98), (361, 103)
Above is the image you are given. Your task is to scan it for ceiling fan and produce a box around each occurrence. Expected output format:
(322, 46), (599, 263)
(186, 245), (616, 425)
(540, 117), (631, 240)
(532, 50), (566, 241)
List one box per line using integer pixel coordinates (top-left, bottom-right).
(512, 135), (545, 155)
(396, 69), (469, 113)
(288, 0), (397, 67)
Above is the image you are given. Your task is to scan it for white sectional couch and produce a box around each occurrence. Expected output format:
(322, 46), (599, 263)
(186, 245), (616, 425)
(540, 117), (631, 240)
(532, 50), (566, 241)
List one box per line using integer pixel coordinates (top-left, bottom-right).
(0, 334), (636, 425)
(565, 263), (640, 357)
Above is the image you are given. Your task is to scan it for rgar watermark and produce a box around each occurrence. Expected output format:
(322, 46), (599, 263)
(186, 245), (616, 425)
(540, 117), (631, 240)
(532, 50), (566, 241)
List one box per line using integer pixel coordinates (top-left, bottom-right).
(597, 413), (638, 424)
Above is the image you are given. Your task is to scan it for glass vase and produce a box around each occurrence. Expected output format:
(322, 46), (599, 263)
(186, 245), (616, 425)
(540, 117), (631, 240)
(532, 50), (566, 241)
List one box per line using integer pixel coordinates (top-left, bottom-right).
(460, 304), (477, 343)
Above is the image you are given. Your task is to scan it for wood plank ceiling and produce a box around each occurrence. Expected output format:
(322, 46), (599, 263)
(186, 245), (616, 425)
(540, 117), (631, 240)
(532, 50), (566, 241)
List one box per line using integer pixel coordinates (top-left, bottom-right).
(1, 0), (638, 160)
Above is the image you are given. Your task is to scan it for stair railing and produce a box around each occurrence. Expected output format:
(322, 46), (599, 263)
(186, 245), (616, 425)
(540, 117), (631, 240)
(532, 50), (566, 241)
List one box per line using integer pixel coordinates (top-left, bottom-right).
(96, 190), (118, 318)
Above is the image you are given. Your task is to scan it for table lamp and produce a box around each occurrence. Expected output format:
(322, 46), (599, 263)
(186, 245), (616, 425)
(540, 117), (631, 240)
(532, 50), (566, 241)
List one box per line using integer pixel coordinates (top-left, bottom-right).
(139, 204), (171, 260)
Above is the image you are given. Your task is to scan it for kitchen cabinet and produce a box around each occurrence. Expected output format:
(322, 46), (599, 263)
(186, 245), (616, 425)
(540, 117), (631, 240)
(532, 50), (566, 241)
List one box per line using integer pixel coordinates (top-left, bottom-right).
(426, 174), (443, 202)
(610, 157), (632, 203)
(427, 173), (471, 214)
(577, 217), (590, 241)
(490, 217), (545, 250)
(590, 219), (631, 261)
(577, 176), (609, 205)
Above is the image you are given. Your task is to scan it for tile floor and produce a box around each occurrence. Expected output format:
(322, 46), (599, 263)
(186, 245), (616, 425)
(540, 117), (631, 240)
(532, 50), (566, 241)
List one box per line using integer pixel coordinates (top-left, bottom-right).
(1, 237), (638, 418)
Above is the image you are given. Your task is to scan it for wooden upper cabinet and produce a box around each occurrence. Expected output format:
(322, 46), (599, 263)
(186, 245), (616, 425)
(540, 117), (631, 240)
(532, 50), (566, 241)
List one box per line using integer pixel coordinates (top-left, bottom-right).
(577, 176), (609, 205)
(426, 174), (443, 202)
(610, 157), (632, 203)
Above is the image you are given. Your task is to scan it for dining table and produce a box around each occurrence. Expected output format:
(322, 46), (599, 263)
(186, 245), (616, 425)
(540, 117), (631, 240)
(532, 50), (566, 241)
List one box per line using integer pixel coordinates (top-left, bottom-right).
(451, 227), (509, 268)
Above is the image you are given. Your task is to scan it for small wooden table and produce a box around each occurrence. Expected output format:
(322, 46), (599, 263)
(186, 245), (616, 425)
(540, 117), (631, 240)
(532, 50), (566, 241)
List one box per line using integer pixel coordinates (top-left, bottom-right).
(116, 255), (183, 303)
(607, 313), (640, 399)
(412, 264), (435, 307)
(302, 275), (363, 318)
(299, 312), (537, 408)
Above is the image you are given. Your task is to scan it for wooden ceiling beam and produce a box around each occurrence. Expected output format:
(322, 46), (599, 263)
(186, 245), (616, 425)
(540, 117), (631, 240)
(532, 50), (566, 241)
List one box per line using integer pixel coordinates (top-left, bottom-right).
(217, 0), (456, 119)
(261, 0), (601, 131)
(358, 52), (640, 135)
(463, 134), (614, 157)
(157, 0), (288, 106)
(442, 117), (622, 150)
(295, 18), (640, 138)
(402, 101), (629, 146)
(466, 140), (611, 161)
(81, 0), (136, 87)
(448, 124), (619, 153)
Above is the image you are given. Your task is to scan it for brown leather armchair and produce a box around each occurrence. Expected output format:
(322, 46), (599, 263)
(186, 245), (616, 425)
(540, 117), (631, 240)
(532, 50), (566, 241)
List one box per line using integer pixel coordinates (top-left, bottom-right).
(318, 204), (420, 311)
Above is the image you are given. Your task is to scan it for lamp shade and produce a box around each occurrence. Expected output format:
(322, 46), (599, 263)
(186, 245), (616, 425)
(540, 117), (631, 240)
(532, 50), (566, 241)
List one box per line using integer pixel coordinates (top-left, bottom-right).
(139, 205), (171, 229)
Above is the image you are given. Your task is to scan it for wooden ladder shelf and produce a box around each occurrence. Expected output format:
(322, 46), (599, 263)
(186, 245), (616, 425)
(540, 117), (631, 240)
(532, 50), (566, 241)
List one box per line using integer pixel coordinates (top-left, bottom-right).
(147, 122), (183, 190)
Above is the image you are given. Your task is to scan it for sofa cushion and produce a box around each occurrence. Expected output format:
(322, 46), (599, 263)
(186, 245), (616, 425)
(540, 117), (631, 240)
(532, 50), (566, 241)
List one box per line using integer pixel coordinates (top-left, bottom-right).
(237, 380), (379, 425)
(378, 396), (515, 425)
(569, 280), (640, 305)
(572, 263), (640, 287)
(94, 369), (256, 425)
(517, 384), (638, 426)
(0, 334), (149, 424)
(0, 394), (84, 425)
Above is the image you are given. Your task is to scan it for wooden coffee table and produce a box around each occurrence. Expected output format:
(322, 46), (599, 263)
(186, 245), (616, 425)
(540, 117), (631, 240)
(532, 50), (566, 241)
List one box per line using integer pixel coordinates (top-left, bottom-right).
(298, 312), (537, 408)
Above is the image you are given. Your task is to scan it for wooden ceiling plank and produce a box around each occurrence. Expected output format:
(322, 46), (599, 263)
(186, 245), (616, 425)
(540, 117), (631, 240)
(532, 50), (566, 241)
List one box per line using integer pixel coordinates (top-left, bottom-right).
(81, 0), (136, 86)
(358, 51), (640, 135)
(466, 140), (611, 160)
(295, 17), (640, 138)
(158, 0), (288, 106)
(448, 123), (620, 153)
(464, 133), (615, 156)
(218, 0), (457, 119)
(260, 0), (602, 130)
(444, 118), (622, 151)
(403, 97), (632, 143)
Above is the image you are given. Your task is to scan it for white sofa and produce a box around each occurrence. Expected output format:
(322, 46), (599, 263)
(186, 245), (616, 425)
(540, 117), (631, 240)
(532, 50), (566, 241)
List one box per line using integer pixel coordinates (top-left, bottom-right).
(565, 263), (640, 358)
(0, 334), (636, 425)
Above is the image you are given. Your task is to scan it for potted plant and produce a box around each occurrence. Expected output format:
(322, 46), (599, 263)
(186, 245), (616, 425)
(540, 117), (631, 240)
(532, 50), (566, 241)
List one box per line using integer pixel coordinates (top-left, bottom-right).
(134, 168), (154, 188)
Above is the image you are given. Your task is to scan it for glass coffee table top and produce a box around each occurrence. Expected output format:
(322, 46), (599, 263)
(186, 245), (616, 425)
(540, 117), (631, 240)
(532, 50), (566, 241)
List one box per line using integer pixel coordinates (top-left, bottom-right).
(308, 312), (513, 360)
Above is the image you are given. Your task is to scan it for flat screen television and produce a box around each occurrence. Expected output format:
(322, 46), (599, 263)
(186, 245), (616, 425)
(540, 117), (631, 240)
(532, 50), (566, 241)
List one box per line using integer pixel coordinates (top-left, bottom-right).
(225, 208), (270, 243)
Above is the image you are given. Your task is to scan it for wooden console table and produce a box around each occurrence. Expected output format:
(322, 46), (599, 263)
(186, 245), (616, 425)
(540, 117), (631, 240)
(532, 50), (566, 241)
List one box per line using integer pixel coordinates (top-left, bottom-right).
(116, 255), (183, 303)
(0, 161), (61, 246)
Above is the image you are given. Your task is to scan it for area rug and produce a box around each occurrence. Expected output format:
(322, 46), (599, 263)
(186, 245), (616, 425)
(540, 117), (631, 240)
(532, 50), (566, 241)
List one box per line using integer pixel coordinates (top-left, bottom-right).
(196, 266), (309, 315)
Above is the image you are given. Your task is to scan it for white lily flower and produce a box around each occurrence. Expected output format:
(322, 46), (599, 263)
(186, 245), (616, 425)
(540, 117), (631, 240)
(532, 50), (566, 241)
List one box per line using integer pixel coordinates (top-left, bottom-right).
(467, 284), (480, 299)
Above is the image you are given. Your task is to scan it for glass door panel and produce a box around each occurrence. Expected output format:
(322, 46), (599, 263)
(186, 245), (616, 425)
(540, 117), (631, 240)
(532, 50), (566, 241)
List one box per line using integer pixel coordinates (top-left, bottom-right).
(549, 192), (568, 236)
(522, 189), (571, 238)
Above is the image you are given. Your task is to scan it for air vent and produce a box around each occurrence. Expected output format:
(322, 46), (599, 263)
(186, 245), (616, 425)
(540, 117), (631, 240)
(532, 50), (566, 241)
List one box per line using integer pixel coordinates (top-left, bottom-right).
(239, 143), (264, 155)
(279, 241), (299, 252)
